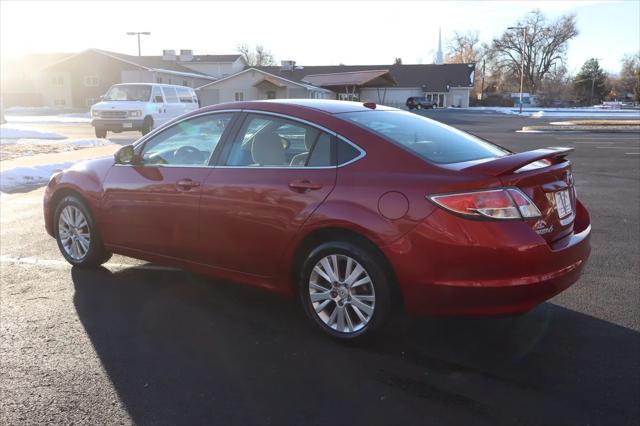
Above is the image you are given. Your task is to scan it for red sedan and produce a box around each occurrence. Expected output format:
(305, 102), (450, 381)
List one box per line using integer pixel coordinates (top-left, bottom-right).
(44, 100), (591, 340)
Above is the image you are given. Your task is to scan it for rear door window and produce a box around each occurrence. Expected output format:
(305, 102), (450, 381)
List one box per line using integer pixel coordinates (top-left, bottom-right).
(223, 114), (334, 167)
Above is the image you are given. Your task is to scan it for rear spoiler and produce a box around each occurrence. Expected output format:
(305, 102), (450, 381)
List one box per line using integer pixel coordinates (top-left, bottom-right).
(463, 147), (573, 177)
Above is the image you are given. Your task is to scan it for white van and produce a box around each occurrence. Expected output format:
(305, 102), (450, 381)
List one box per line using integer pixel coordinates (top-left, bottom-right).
(90, 83), (199, 138)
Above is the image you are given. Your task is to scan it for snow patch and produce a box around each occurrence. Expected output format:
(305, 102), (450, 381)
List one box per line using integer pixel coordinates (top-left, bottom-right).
(0, 126), (67, 141)
(4, 113), (91, 124)
(0, 161), (72, 192)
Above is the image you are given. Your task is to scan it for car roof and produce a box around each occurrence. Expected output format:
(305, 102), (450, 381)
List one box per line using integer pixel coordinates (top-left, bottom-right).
(201, 99), (399, 115)
(112, 83), (194, 90)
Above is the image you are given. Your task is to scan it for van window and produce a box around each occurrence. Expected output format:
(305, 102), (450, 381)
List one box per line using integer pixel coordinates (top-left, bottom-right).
(151, 86), (164, 103)
(176, 87), (193, 103)
(104, 85), (151, 102)
(162, 87), (179, 103)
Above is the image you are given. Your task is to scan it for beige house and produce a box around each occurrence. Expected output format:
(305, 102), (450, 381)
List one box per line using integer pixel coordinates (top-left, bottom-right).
(197, 68), (333, 106)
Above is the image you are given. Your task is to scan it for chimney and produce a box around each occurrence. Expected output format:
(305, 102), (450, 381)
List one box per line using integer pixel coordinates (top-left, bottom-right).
(162, 49), (176, 61)
(179, 49), (193, 62)
(281, 60), (296, 71)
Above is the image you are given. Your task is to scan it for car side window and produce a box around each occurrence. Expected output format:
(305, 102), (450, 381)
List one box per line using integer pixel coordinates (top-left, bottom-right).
(140, 113), (233, 166)
(224, 114), (334, 167)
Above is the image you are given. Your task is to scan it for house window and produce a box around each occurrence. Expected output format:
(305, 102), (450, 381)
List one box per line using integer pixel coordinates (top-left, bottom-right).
(84, 76), (99, 87)
(234, 92), (244, 101)
(52, 76), (64, 87)
(156, 77), (163, 83)
(266, 90), (276, 100)
(54, 99), (66, 106)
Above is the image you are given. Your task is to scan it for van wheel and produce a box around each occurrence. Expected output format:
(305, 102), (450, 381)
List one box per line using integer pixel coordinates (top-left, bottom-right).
(416, 104), (422, 110)
(95, 128), (107, 138)
(299, 240), (392, 341)
(141, 117), (153, 135)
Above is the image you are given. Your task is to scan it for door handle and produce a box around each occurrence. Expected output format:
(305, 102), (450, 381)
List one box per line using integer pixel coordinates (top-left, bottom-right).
(176, 179), (200, 190)
(288, 180), (323, 192)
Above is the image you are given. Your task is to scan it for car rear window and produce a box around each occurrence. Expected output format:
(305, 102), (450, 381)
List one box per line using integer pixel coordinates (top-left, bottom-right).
(340, 110), (508, 164)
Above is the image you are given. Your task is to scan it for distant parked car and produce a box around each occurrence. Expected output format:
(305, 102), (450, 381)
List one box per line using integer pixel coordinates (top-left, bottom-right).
(406, 96), (437, 110)
(90, 83), (199, 138)
(44, 99), (591, 340)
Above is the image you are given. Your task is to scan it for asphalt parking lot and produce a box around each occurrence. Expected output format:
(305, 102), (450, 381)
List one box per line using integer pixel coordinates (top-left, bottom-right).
(1, 109), (639, 425)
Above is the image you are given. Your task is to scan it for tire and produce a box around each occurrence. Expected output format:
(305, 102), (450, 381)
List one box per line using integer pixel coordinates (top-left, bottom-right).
(95, 128), (107, 138)
(141, 116), (153, 136)
(54, 195), (111, 268)
(416, 104), (422, 110)
(298, 240), (392, 340)
(432, 104), (438, 109)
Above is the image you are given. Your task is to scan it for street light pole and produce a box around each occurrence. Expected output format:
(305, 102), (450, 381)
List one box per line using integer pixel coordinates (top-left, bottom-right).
(126, 32), (151, 56)
(508, 26), (527, 113)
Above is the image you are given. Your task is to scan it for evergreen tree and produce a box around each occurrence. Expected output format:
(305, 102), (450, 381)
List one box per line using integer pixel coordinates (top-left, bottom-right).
(573, 58), (609, 105)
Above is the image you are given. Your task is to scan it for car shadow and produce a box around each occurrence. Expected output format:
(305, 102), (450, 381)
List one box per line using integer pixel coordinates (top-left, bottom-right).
(71, 266), (639, 426)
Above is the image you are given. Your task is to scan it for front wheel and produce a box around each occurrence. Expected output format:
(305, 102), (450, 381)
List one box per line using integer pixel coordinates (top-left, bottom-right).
(299, 241), (392, 340)
(54, 195), (111, 267)
(415, 104), (422, 110)
(95, 127), (107, 138)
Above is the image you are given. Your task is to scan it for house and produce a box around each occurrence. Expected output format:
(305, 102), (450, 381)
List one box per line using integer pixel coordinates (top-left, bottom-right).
(196, 67), (334, 106)
(2, 49), (244, 109)
(1, 53), (73, 108)
(197, 61), (476, 109)
(34, 49), (245, 109)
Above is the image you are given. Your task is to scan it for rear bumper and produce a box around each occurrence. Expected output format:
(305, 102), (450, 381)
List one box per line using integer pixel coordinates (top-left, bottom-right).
(92, 118), (144, 131)
(385, 199), (591, 316)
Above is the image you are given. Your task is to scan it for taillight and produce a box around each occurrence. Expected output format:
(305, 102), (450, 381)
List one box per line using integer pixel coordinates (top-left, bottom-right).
(428, 188), (541, 220)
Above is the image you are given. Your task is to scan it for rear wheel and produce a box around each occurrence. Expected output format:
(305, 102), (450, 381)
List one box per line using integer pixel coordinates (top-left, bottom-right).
(54, 195), (111, 267)
(416, 104), (422, 110)
(141, 116), (153, 135)
(94, 128), (107, 138)
(299, 241), (392, 340)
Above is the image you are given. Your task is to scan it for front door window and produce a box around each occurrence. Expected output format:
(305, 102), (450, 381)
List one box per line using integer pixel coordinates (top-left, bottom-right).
(141, 113), (233, 166)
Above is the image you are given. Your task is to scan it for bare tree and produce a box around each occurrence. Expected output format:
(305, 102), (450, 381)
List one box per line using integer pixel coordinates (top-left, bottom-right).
(394, 57), (402, 65)
(446, 31), (485, 64)
(237, 43), (275, 66)
(490, 10), (578, 93)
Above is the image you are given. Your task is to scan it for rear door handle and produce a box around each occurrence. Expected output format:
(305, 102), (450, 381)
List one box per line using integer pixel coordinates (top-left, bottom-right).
(288, 180), (323, 192)
(176, 179), (200, 191)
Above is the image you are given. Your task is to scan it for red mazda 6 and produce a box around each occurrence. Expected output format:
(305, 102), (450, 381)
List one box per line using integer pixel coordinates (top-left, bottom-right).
(44, 100), (591, 339)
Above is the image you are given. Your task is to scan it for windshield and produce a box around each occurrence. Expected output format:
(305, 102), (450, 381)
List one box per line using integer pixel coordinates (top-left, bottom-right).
(340, 110), (509, 164)
(104, 85), (152, 102)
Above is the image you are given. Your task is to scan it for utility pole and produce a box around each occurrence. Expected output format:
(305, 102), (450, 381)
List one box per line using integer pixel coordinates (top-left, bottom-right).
(479, 59), (486, 103)
(508, 26), (527, 113)
(126, 32), (151, 56)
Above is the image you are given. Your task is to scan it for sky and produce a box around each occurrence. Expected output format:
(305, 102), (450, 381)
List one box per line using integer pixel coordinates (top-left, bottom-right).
(1, 0), (638, 74)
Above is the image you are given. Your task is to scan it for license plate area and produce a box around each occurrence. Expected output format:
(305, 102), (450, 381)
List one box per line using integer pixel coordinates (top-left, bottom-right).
(123, 122), (133, 128)
(554, 189), (573, 218)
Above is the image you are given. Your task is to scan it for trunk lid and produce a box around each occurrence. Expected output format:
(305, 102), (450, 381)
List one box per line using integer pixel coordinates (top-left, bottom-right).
(462, 147), (577, 243)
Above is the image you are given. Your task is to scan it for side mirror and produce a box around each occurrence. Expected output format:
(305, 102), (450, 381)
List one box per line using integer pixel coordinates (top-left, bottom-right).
(114, 145), (136, 164)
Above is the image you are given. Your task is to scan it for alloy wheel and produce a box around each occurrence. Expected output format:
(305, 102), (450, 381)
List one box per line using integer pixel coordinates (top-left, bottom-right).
(58, 205), (91, 260)
(308, 254), (376, 334)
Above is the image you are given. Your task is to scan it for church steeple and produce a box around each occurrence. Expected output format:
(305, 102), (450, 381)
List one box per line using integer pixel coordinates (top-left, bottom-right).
(435, 27), (444, 64)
